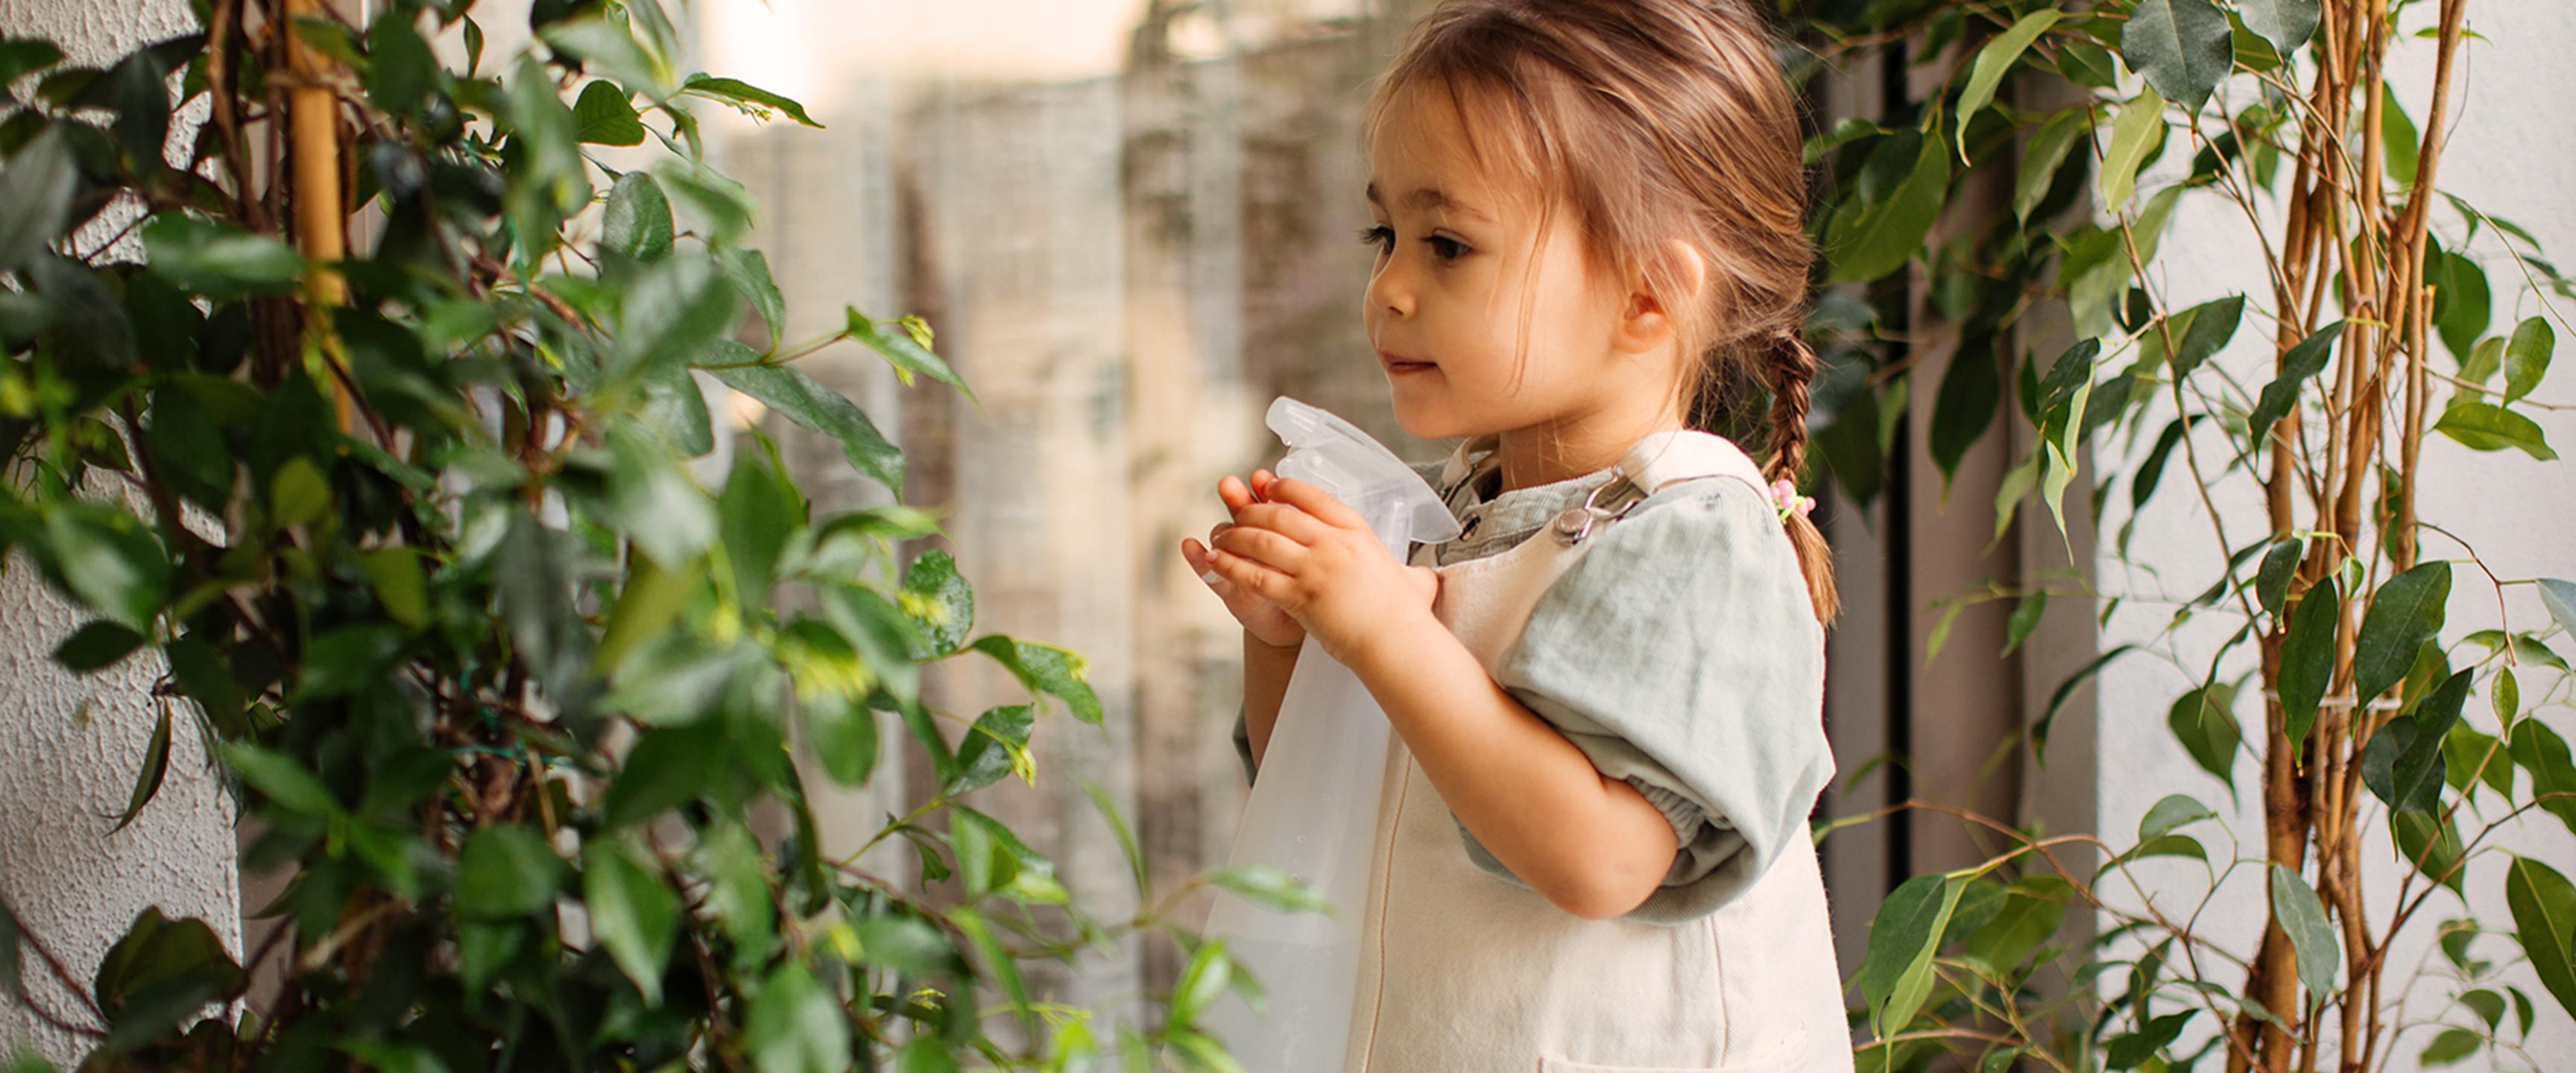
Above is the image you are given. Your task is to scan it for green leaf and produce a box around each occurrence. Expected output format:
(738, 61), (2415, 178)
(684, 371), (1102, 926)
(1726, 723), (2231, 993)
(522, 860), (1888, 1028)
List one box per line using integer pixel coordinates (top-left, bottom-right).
(602, 424), (715, 565)
(2167, 294), (2244, 381)
(2360, 669), (2468, 815)
(717, 447), (799, 606)
(2250, 322), (2346, 463)
(541, 17), (670, 98)
(0, 127), (76, 271)
(604, 722), (728, 826)
(1857, 873), (1963, 1037)
(574, 79), (645, 146)
(716, 244), (784, 338)
(2036, 643), (2138, 764)
(142, 215), (303, 301)
(220, 743), (339, 818)
(1207, 863), (1332, 915)
(846, 308), (973, 400)
(851, 915), (962, 978)
(91, 908), (242, 1020)
(2417, 1028), (2480, 1067)
(803, 688), (880, 788)
(458, 824), (567, 919)
(1825, 130), (1948, 282)
(2167, 681), (2241, 791)
(944, 703), (1033, 796)
(2014, 109), (2091, 223)
(969, 635), (1103, 724)
(110, 703), (172, 833)
(38, 508), (168, 628)
(2539, 578), (2576, 640)
(2238, 0), (2320, 53)
(2099, 87), (2167, 212)
(707, 355), (905, 497)
(680, 73), (823, 127)
(2509, 720), (2576, 838)
(2503, 317), (2554, 405)
(746, 960), (850, 1073)
(2269, 864), (2340, 1010)
(2279, 579), (2341, 750)
(2256, 536), (2304, 615)
(1169, 938), (1233, 1027)
(364, 13), (438, 113)
(1961, 876), (2070, 974)
(2433, 402), (2557, 460)
(296, 625), (403, 700)
(601, 171), (673, 262)
(2001, 588), (2047, 658)
(2138, 793), (2213, 840)
(2353, 562), (2451, 702)
(2391, 810), (2466, 893)
(946, 907), (1034, 1033)
(2425, 249), (2489, 362)
(2121, 0), (2232, 115)
(2505, 856), (2576, 1022)
(146, 382), (232, 513)
(2106, 1009), (2195, 1069)
(900, 550), (973, 656)
(54, 620), (145, 672)
(584, 838), (679, 1007)
(1957, 10), (2060, 159)
(0, 38), (65, 90)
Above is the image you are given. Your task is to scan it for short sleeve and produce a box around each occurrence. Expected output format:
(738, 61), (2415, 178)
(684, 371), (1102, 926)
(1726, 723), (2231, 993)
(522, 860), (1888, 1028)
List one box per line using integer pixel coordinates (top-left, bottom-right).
(1450, 476), (1834, 925)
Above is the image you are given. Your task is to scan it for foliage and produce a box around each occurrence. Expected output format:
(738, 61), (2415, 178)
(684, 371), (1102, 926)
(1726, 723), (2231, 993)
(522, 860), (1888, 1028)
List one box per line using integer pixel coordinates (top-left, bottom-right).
(1791, 0), (2572, 1070)
(0, 0), (1308, 1068)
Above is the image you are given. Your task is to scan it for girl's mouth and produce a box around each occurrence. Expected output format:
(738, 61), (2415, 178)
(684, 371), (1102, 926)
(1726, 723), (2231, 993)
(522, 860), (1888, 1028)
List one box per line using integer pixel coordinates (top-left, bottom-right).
(1380, 352), (1436, 375)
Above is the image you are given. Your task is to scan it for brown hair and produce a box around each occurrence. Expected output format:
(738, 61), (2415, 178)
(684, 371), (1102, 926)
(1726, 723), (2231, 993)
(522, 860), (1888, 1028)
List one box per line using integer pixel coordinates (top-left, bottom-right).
(1367, 0), (1840, 627)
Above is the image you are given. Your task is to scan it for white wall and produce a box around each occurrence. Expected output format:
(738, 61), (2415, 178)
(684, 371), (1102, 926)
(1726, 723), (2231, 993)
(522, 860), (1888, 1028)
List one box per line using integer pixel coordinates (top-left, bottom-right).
(2094, 8), (2576, 1070)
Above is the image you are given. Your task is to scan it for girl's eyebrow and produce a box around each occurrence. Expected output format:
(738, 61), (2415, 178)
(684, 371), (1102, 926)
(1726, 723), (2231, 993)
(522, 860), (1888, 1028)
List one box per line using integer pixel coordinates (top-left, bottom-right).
(1363, 182), (1492, 223)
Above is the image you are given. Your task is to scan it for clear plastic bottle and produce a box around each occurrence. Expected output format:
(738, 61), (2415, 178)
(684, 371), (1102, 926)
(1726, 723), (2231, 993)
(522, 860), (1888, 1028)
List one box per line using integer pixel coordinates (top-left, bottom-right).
(1199, 396), (1459, 1072)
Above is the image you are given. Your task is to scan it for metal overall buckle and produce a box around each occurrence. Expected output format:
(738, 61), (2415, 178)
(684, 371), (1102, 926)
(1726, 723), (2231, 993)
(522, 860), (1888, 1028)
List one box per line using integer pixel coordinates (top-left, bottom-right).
(1550, 473), (1647, 545)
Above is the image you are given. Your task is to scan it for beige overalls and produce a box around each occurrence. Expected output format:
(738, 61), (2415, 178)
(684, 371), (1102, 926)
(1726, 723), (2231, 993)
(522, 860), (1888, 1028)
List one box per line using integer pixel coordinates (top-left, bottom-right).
(1339, 429), (1854, 1073)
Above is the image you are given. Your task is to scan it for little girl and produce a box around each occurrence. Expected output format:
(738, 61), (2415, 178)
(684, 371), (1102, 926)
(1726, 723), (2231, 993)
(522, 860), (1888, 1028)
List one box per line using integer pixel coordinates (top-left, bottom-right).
(1178, 1), (1851, 1069)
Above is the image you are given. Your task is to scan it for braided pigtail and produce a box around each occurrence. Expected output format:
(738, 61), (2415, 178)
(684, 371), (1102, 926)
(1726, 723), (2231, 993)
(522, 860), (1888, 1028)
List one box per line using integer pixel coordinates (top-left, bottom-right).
(1754, 330), (1840, 627)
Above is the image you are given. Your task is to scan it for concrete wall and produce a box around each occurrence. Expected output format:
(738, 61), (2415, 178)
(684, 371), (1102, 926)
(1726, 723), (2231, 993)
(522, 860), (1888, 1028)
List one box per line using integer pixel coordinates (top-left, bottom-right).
(0, 0), (242, 1062)
(2093, 8), (2576, 1069)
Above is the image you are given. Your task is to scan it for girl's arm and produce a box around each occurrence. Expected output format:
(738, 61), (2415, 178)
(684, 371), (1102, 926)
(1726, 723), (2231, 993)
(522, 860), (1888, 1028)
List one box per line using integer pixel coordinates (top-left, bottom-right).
(1240, 630), (1299, 772)
(1347, 617), (1680, 920)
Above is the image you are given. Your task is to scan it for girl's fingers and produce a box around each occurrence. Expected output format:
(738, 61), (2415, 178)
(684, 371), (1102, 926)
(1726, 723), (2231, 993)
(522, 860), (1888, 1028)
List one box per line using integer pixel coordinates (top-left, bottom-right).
(1232, 501), (1329, 545)
(1261, 476), (1368, 531)
(1181, 537), (1227, 586)
(1203, 542), (1285, 601)
(1213, 522), (1308, 574)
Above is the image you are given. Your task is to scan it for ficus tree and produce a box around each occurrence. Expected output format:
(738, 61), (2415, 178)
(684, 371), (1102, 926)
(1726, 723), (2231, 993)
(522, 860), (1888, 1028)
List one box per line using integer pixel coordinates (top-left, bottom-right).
(0, 1), (1307, 1069)
(1793, 0), (2572, 1070)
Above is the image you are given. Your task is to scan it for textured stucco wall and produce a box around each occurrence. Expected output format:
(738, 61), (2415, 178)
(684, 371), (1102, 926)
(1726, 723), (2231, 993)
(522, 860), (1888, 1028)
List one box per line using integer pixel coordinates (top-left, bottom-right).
(0, 0), (242, 1062)
(2094, 8), (2576, 1070)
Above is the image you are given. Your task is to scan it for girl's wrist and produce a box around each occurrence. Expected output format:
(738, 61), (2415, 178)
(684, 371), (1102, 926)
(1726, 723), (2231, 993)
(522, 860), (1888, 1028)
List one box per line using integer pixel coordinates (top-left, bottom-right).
(1245, 628), (1303, 654)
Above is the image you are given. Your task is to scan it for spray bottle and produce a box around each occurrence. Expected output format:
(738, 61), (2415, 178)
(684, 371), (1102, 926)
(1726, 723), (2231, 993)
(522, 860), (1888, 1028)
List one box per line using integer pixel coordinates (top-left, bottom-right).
(1199, 396), (1460, 1071)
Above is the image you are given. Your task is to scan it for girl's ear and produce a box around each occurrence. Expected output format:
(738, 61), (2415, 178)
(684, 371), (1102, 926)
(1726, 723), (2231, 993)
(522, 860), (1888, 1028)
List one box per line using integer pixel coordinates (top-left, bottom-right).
(1609, 239), (1708, 357)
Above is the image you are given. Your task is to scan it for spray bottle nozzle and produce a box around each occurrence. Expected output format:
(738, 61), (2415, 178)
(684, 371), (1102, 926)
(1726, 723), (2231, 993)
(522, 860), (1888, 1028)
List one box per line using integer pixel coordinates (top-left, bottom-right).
(1264, 396), (1462, 551)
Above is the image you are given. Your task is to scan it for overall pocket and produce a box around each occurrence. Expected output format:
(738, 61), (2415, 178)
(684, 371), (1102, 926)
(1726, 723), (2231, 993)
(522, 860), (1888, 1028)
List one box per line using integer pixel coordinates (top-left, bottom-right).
(1537, 1028), (1812, 1073)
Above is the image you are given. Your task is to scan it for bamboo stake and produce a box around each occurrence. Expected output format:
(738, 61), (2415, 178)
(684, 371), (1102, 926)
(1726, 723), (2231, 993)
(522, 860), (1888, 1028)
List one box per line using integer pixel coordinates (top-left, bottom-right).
(282, 0), (355, 434)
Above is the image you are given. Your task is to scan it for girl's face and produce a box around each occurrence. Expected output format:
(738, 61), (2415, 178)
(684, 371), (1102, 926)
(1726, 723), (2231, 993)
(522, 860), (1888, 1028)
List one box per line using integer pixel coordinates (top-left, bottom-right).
(1361, 84), (1652, 444)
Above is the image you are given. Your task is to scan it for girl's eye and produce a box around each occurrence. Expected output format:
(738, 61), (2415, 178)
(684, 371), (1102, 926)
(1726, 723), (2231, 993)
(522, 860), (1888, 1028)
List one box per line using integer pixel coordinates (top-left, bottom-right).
(1358, 224), (1394, 255)
(1425, 234), (1471, 262)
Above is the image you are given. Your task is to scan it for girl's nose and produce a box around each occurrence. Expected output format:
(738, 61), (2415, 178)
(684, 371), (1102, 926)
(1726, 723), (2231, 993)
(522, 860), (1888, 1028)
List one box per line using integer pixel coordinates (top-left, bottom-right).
(1366, 262), (1414, 319)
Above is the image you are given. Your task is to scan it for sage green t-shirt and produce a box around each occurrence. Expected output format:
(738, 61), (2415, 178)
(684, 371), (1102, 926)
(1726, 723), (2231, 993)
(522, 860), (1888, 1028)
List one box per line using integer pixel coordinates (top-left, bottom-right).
(1229, 450), (1834, 925)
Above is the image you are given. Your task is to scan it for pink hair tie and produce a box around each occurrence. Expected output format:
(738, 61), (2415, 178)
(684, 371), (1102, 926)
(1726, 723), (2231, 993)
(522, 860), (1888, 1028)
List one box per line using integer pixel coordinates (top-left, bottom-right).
(1769, 477), (1815, 525)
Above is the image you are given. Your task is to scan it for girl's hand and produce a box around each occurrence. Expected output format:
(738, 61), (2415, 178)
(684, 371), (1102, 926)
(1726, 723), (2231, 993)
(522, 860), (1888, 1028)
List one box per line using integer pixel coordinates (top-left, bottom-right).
(1193, 474), (1441, 668)
(1181, 469), (1309, 651)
